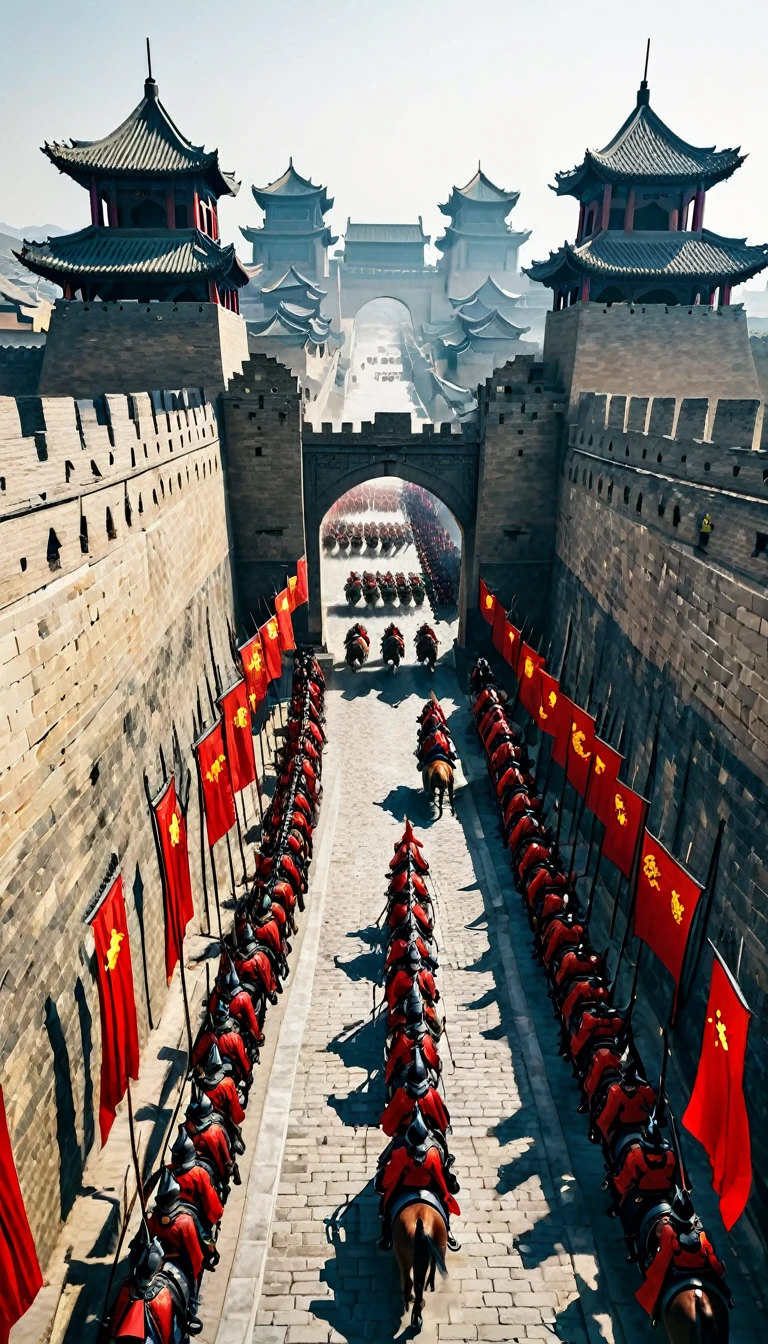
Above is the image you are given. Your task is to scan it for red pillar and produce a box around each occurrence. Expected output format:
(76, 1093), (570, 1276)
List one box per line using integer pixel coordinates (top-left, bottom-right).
(580, 276), (591, 302)
(193, 190), (201, 231)
(576, 203), (585, 243)
(692, 187), (706, 231)
(89, 177), (101, 226)
(107, 185), (119, 228)
(669, 207), (679, 231)
(166, 181), (175, 228)
(720, 283), (732, 306)
(600, 184), (612, 232)
(211, 205), (219, 242)
(624, 188), (635, 232)
(208, 280), (219, 304)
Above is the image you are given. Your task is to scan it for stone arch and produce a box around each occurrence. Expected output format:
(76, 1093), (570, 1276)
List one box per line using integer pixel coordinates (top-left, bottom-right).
(305, 458), (475, 647)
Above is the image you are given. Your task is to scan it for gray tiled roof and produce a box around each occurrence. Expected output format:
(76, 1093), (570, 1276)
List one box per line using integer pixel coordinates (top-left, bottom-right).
(439, 169), (520, 216)
(555, 90), (744, 195)
(526, 228), (768, 284)
(251, 161), (333, 213)
(16, 226), (248, 283)
(43, 79), (239, 198)
(345, 222), (428, 244)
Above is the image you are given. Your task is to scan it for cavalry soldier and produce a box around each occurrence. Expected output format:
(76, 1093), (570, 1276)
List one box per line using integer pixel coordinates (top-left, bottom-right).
(386, 921), (435, 973)
(375, 1109), (460, 1252)
(167, 1125), (224, 1232)
(106, 1224), (199, 1340)
(215, 961), (264, 1047)
(636, 1211), (729, 1319)
(608, 1119), (677, 1215)
(184, 1088), (236, 1197)
(593, 1065), (657, 1143)
(387, 888), (433, 937)
(388, 981), (442, 1041)
(390, 821), (429, 874)
(386, 1007), (441, 1088)
(380, 1046), (450, 1137)
(569, 1003), (625, 1068)
(197, 1044), (246, 1129)
(147, 1170), (214, 1323)
(192, 1000), (253, 1086)
(386, 949), (439, 1014)
(234, 925), (279, 1007)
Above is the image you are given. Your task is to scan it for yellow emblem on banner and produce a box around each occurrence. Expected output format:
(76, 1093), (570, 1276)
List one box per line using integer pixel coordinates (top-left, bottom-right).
(643, 853), (662, 889)
(595, 754), (606, 775)
(615, 793), (628, 826)
(233, 706), (249, 729)
(524, 656), (534, 679)
(485, 594), (494, 610)
(105, 928), (124, 971)
(168, 812), (180, 847)
(572, 728), (591, 760)
(206, 754), (227, 784)
(707, 1008), (729, 1051)
(248, 648), (263, 673)
(671, 889), (685, 924)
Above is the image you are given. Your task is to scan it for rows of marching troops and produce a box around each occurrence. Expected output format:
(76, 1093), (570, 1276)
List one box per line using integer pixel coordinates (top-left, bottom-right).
(104, 650), (327, 1343)
(401, 487), (461, 612)
(322, 520), (413, 553)
(343, 623), (440, 674)
(468, 659), (731, 1328)
(375, 755), (461, 1257)
(326, 486), (403, 516)
(344, 570), (426, 606)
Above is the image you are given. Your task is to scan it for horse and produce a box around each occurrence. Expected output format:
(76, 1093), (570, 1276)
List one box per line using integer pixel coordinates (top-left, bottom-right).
(382, 625), (405, 673)
(415, 625), (438, 672)
(344, 623), (370, 672)
(422, 760), (454, 816)
(393, 1203), (447, 1331)
(658, 1283), (729, 1342)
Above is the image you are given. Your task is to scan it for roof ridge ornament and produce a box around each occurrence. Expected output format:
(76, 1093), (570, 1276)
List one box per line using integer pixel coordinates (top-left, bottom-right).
(637, 37), (651, 106)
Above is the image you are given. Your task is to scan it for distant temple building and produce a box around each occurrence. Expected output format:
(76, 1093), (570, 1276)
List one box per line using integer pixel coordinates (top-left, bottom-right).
(16, 74), (247, 308)
(527, 77), (768, 308)
(342, 221), (430, 270)
(421, 276), (535, 384)
(436, 168), (531, 286)
(241, 162), (336, 283)
(246, 266), (343, 402)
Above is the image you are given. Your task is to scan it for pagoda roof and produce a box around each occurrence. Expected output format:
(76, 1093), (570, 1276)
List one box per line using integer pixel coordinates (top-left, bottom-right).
(260, 265), (327, 300)
(16, 226), (249, 287)
(439, 168), (521, 217)
(462, 310), (530, 341)
(526, 228), (768, 287)
(432, 371), (478, 416)
(344, 221), (429, 244)
(42, 78), (239, 198)
(240, 222), (337, 247)
(436, 223), (531, 253)
(251, 161), (333, 213)
(554, 85), (745, 196)
(247, 299), (339, 351)
(422, 307), (529, 352)
(449, 277), (523, 315)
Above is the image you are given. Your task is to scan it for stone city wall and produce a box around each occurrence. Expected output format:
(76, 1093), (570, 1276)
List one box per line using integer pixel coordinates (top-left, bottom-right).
(38, 301), (249, 399)
(543, 303), (762, 414)
(0, 389), (241, 1264)
(474, 357), (565, 641)
(550, 389), (768, 1224)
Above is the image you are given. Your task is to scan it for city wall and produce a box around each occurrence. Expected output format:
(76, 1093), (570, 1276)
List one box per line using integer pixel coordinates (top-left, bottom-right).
(0, 389), (241, 1263)
(38, 301), (249, 399)
(551, 388), (768, 1223)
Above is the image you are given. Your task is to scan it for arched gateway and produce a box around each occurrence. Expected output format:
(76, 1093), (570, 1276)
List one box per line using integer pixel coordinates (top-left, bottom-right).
(302, 413), (480, 643)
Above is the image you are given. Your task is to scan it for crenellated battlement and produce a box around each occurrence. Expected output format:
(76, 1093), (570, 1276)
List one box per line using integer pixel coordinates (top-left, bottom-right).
(0, 389), (224, 609)
(302, 410), (480, 442)
(565, 390), (768, 582)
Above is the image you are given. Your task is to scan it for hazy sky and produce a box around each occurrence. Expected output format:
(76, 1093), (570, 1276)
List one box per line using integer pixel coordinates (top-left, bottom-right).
(2, 0), (767, 285)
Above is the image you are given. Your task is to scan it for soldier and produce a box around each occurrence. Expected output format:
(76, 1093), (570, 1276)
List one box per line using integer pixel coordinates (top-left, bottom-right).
(167, 1126), (224, 1231)
(197, 1044), (246, 1128)
(105, 1223), (198, 1340)
(376, 1109), (460, 1252)
(184, 1088), (237, 1198)
(193, 1001), (253, 1087)
(380, 1046), (450, 1137)
(147, 1170), (214, 1325)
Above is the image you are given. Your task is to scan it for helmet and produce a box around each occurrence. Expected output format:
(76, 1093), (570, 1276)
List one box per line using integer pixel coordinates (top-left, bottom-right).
(404, 1105), (430, 1160)
(200, 1042), (227, 1086)
(405, 1045), (430, 1099)
(217, 962), (242, 1001)
(154, 1167), (182, 1213)
(403, 984), (424, 1026)
(170, 1125), (197, 1174)
(642, 1117), (669, 1153)
(185, 1085), (214, 1132)
(212, 1000), (234, 1033)
(129, 1224), (164, 1291)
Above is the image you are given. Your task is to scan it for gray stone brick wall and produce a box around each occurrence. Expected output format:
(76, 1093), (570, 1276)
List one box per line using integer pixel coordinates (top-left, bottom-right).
(543, 303), (761, 413)
(38, 301), (249, 399)
(0, 391), (241, 1265)
(551, 397), (768, 1226)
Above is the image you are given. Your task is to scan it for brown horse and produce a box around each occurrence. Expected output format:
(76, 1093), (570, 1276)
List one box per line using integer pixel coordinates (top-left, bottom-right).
(422, 760), (454, 815)
(393, 1203), (447, 1331)
(660, 1285), (729, 1342)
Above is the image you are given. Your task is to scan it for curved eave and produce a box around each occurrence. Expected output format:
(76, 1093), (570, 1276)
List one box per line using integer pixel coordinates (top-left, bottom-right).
(240, 223), (335, 244)
(435, 225), (531, 254)
(16, 230), (250, 289)
(438, 188), (521, 219)
(43, 144), (239, 199)
(525, 232), (768, 287)
(250, 183), (332, 214)
(553, 151), (746, 198)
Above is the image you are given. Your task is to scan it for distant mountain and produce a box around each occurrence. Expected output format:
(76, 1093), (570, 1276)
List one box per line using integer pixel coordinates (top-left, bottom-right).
(0, 230), (60, 302)
(0, 222), (70, 240)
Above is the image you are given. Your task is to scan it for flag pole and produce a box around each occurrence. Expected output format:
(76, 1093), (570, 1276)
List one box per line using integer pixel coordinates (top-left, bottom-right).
(610, 832), (643, 992)
(194, 732), (212, 937)
(585, 829), (605, 926)
(608, 867), (625, 939)
(126, 1081), (148, 1223)
(568, 755), (594, 880)
(553, 722), (571, 852)
(208, 844), (224, 941)
(224, 830), (238, 900)
(674, 819), (726, 1024)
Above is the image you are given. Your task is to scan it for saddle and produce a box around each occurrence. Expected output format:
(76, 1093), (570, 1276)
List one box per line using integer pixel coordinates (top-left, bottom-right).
(388, 1186), (448, 1228)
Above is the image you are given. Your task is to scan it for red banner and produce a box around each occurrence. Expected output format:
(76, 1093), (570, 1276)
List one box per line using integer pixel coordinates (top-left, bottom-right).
(634, 833), (703, 1010)
(220, 679), (258, 792)
(0, 1087), (43, 1342)
(195, 720), (236, 847)
(295, 555), (308, 606)
(275, 589), (295, 651)
(502, 620), (520, 667)
(683, 949), (752, 1230)
(585, 738), (624, 827)
(240, 632), (268, 712)
(153, 776), (194, 982)
(551, 689), (576, 768)
(91, 874), (140, 1143)
(566, 705), (597, 798)
(260, 617), (282, 681)
(491, 599), (507, 655)
(479, 578), (495, 625)
(536, 671), (564, 740)
(602, 782), (647, 879)
(518, 644), (545, 717)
